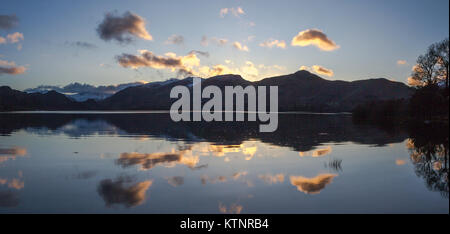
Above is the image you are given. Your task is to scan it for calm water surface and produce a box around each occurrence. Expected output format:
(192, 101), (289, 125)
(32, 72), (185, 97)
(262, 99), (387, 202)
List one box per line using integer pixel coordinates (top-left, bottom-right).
(0, 112), (448, 213)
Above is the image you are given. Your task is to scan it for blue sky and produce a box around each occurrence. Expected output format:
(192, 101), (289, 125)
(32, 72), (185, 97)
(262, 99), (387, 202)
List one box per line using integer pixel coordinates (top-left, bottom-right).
(0, 0), (449, 90)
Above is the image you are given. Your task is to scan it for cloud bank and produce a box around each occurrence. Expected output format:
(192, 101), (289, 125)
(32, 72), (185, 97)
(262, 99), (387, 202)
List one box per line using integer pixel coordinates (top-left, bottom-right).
(116, 50), (200, 76)
(116, 49), (285, 81)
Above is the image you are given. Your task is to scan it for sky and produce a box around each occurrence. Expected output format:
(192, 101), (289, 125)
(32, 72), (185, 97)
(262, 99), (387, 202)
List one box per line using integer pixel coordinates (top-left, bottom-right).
(0, 0), (449, 90)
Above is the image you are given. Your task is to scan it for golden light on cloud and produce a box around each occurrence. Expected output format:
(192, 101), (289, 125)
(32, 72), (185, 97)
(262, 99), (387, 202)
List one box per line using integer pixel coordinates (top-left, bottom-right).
(397, 60), (407, 65)
(232, 41), (249, 52)
(299, 65), (334, 77)
(197, 64), (234, 77)
(116, 47), (284, 80)
(116, 50), (201, 76)
(197, 62), (261, 81)
(312, 65), (334, 77)
(0, 65), (27, 75)
(0, 60), (16, 66)
(241, 61), (258, 79)
(0, 32), (24, 45)
(291, 29), (339, 51)
(6, 32), (24, 43)
(299, 65), (309, 71)
(290, 173), (337, 194)
(0, 59), (27, 76)
(259, 39), (286, 49)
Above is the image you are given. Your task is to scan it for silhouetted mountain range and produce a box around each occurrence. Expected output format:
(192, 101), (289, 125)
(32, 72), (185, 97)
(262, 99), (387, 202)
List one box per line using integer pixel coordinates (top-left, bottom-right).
(23, 81), (147, 101)
(0, 70), (413, 112)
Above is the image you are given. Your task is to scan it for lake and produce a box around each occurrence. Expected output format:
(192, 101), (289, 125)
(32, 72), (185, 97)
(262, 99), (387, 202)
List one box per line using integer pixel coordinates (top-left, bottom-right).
(0, 112), (448, 213)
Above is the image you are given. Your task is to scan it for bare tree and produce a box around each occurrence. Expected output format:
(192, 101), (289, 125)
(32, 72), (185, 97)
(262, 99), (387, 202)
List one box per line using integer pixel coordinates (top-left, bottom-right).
(434, 38), (449, 89)
(410, 51), (438, 87)
(409, 38), (449, 88)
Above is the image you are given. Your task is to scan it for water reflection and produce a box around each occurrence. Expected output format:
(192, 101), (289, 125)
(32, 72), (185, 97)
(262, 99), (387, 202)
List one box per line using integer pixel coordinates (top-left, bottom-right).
(258, 173), (285, 185)
(290, 174), (337, 194)
(219, 202), (243, 214)
(0, 171), (24, 190)
(0, 191), (19, 207)
(407, 122), (449, 198)
(0, 147), (27, 164)
(69, 170), (98, 180)
(117, 151), (199, 170)
(166, 176), (184, 187)
(0, 113), (408, 150)
(201, 171), (252, 187)
(299, 146), (332, 157)
(0, 113), (448, 213)
(97, 176), (153, 208)
(0, 146), (27, 208)
(324, 158), (343, 172)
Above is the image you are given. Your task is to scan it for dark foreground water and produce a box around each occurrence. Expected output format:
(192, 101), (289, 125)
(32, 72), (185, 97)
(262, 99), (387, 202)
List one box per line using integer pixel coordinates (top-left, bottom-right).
(0, 112), (448, 213)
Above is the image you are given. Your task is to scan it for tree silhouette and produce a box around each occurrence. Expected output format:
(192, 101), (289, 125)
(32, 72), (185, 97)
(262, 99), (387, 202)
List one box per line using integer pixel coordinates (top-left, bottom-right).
(409, 38), (449, 88)
(407, 38), (449, 119)
(407, 123), (449, 198)
(433, 38), (449, 89)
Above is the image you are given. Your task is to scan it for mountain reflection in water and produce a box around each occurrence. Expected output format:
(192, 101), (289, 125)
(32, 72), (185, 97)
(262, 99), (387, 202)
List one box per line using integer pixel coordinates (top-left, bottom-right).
(0, 113), (447, 213)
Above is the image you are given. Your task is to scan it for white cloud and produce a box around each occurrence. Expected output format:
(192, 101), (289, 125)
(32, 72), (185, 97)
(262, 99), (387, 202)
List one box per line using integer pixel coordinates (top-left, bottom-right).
(220, 7), (245, 18)
(259, 39), (286, 49)
(232, 41), (249, 52)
